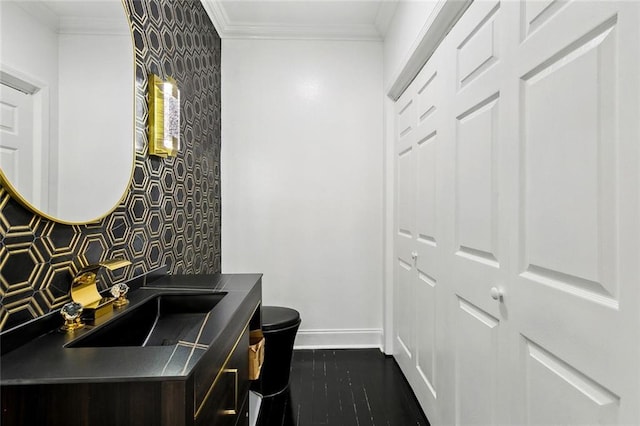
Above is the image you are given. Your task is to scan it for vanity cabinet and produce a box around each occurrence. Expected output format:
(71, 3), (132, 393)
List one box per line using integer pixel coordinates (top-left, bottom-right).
(195, 327), (250, 426)
(1, 316), (255, 426)
(1, 274), (263, 426)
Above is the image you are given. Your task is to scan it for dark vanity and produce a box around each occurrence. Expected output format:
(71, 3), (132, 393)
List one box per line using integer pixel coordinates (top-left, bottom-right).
(0, 273), (262, 426)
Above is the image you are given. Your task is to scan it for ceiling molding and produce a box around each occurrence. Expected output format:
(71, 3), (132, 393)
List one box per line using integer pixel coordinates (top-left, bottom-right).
(58, 17), (129, 35)
(14, 2), (127, 35)
(200, 0), (230, 38)
(222, 23), (381, 41)
(14, 2), (59, 32)
(373, 0), (398, 38)
(386, 0), (472, 100)
(200, 0), (382, 41)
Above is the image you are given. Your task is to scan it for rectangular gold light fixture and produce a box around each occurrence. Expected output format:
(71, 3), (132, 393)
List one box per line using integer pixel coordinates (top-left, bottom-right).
(148, 73), (180, 157)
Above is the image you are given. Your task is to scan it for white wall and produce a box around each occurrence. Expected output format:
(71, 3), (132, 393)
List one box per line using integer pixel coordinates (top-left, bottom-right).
(222, 39), (384, 348)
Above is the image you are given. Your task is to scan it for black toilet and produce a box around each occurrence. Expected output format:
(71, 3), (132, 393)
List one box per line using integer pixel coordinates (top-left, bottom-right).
(252, 306), (301, 397)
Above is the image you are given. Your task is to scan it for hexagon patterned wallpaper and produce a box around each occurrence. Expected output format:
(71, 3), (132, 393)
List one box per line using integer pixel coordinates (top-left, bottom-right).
(0, 0), (221, 331)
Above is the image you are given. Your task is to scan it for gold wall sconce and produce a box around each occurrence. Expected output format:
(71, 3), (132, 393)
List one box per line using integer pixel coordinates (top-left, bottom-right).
(148, 73), (180, 157)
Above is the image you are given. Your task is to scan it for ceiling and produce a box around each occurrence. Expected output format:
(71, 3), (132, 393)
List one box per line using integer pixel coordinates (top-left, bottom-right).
(13, 1), (128, 34)
(201, 0), (399, 41)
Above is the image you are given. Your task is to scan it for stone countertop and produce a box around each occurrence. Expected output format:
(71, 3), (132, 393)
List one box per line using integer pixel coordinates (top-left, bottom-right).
(0, 273), (262, 385)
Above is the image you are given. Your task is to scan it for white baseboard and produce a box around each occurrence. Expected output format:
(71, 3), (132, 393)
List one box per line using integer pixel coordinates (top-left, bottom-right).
(293, 328), (383, 350)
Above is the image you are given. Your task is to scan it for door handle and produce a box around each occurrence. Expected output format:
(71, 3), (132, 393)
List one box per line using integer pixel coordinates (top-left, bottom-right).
(411, 251), (418, 260)
(490, 287), (504, 301)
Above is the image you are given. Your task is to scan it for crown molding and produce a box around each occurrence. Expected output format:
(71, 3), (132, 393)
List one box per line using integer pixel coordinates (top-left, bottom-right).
(200, 0), (382, 41)
(200, 0), (230, 38)
(14, 2), (128, 35)
(57, 17), (128, 35)
(374, 0), (398, 38)
(14, 1), (59, 32)
(222, 23), (381, 41)
(386, 0), (472, 100)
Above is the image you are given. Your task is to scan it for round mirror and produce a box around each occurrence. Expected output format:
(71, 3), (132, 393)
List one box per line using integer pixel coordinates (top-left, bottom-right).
(0, 0), (134, 224)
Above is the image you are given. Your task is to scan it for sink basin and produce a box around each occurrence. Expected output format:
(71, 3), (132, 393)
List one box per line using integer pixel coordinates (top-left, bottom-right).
(68, 293), (226, 348)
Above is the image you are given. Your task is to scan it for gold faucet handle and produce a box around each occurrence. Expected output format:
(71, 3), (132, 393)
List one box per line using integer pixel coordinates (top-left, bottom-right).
(60, 302), (85, 332)
(111, 283), (130, 308)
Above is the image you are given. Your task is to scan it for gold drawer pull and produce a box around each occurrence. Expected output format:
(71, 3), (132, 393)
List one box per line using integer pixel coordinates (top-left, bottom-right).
(221, 368), (238, 415)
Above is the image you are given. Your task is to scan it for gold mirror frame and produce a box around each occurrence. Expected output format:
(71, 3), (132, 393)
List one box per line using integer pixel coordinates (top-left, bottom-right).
(0, 0), (136, 225)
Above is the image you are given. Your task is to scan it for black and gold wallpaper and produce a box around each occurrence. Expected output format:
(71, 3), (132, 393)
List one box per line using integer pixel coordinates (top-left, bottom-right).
(0, 0), (221, 331)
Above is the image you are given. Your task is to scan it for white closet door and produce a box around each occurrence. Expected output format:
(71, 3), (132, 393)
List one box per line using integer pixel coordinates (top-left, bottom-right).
(394, 77), (417, 376)
(443, 1), (512, 424)
(393, 1), (640, 425)
(507, 1), (640, 424)
(394, 47), (446, 425)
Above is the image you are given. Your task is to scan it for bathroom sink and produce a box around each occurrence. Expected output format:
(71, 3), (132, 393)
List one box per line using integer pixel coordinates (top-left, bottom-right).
(67, 293), (226, 348)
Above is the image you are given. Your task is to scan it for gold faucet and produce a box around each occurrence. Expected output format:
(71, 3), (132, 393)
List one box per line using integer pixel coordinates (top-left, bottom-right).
(70, 259), (131, 320)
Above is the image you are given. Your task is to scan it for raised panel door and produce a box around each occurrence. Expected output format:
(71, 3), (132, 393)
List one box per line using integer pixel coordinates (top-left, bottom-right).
(444, 1), (512, 424)
(508, 1), (640, 423)
(393, 2), (640, 425)
(394, 48), (446, 424)
(0, 83), (34, 200)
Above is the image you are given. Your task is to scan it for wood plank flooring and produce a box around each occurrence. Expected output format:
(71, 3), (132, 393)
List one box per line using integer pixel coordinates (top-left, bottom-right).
(257, 349), (430, 426)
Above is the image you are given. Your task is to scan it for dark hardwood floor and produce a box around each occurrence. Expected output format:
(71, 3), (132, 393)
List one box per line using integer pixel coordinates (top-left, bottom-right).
(257, 349), (430, 426)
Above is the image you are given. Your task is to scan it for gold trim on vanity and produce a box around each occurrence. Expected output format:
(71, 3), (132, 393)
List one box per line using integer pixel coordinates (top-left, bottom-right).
(194, 302), (260, 419)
